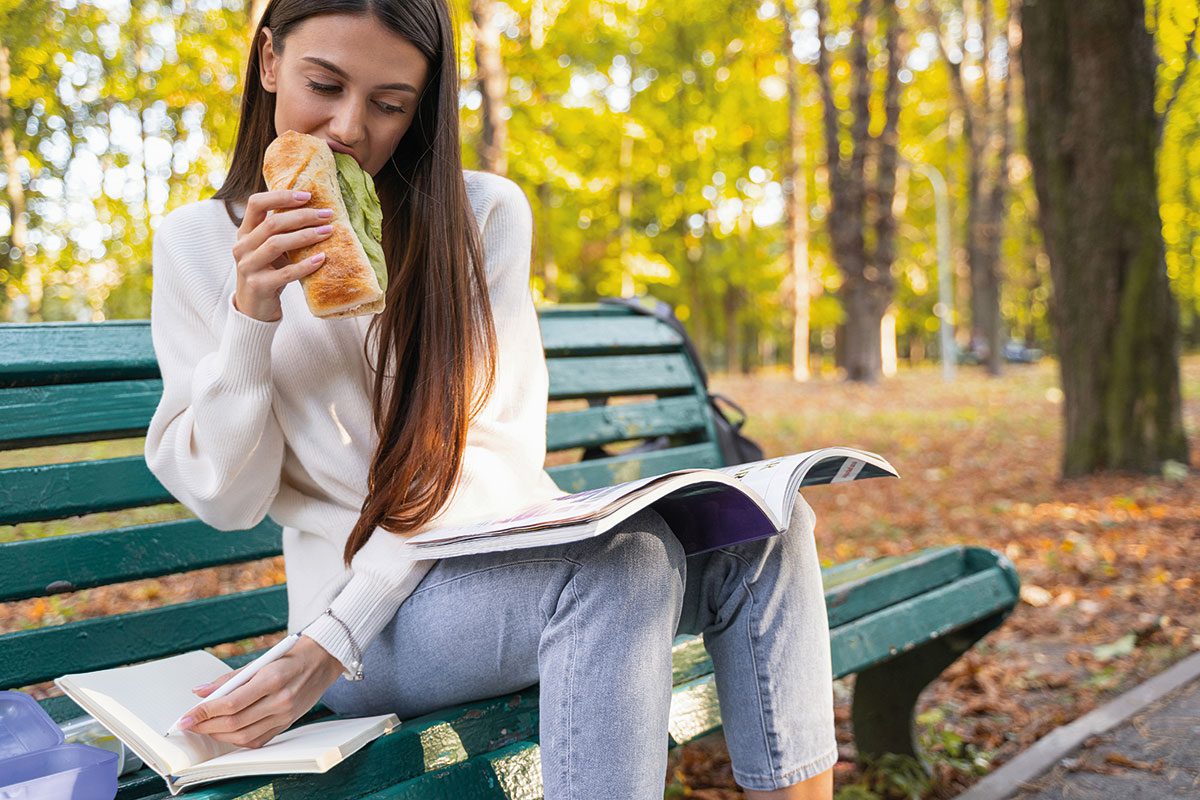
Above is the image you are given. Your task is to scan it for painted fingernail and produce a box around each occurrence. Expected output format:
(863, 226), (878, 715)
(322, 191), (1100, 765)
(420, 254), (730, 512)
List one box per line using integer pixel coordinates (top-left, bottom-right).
(316, 208), (333, 218)
(192, 682), (210, 693)
(293, 191), (311, 201)
(178, 716), (195, 730)
(316, 224), (333, 234)
(310, 252), (326, 263)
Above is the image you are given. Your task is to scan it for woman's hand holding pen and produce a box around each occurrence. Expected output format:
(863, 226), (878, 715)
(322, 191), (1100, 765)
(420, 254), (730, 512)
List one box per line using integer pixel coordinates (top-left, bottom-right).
(176, 634), (344, 748)
(232, 189), (336, 323)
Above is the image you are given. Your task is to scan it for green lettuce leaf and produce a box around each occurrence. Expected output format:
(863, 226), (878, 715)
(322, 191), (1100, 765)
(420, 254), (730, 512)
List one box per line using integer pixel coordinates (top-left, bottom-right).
(333, 152), (386, 293)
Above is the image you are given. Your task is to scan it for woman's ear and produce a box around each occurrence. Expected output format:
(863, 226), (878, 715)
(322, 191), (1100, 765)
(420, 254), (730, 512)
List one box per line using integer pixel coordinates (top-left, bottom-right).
(259, 28), (279, 93)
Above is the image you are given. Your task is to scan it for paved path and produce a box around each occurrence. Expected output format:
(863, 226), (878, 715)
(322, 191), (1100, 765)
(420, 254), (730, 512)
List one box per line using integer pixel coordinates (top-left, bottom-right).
(1011, 675), (1200, 798)
(955, 650), (1200, 800)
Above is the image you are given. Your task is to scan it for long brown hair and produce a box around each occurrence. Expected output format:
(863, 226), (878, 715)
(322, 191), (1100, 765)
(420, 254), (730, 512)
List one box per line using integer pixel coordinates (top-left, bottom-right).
(213, 0), (497, 564)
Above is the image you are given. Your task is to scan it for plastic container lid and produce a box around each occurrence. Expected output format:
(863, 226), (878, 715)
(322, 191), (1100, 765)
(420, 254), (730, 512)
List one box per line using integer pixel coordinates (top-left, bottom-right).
(0, 691), (118, 800)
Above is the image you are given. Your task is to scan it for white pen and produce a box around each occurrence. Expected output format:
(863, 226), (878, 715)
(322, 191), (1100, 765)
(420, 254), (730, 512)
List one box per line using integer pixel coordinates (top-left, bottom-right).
(165, 633), (302, 736)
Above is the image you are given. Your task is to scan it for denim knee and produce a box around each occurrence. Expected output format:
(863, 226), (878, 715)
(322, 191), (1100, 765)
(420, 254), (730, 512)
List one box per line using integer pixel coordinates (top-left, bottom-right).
(723, 495), (818, 588)
(568, 507), (686, 614)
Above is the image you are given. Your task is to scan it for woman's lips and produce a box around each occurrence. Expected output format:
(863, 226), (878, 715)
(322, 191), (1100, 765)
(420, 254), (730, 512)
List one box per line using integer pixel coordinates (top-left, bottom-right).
(326, 140), (361, 165)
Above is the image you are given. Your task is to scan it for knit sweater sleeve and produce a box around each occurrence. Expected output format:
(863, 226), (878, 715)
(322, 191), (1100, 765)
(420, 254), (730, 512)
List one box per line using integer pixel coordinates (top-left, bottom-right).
(301, 175), (563, 676)
(143, 208), (288, 532)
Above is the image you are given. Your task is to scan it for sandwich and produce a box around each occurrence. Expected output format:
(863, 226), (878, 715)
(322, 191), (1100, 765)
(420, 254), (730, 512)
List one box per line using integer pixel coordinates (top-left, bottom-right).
(261, 130), (387, 319)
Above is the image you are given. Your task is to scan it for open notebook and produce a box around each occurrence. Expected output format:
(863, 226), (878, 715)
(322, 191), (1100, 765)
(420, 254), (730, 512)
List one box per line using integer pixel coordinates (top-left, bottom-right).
(55, 650), (397, 795)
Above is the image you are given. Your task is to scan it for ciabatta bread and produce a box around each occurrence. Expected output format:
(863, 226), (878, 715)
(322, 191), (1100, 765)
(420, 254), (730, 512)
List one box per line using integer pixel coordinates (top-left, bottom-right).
(261, 130), (385, 319)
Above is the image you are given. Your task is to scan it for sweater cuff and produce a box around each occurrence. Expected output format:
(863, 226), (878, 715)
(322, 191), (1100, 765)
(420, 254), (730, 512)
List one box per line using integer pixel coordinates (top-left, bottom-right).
(300, 559), (434, 680)
(216, 290), (281, 393)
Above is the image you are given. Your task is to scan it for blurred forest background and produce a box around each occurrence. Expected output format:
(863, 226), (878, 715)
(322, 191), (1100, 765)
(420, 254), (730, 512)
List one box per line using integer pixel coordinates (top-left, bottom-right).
(1, 0), (1197, 378)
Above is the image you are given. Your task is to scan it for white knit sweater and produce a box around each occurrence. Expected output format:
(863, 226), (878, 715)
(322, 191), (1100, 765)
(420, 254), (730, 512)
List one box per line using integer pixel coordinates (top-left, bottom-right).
(144, 169), (567, 678)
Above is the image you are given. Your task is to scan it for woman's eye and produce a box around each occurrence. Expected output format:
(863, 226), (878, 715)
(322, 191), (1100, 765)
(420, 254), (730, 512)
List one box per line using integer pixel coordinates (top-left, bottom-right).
(305, 79), (405, 114)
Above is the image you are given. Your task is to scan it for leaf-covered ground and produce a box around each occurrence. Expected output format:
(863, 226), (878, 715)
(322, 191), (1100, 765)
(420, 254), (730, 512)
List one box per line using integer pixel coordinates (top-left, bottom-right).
(667, 358), (1200, 799)
(2, 359), (1196, 799)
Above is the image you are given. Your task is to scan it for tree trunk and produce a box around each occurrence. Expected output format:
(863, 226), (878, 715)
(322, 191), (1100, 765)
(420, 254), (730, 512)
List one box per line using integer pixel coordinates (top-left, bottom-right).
(815, 0), (901, 382)
(931, 0), (1008, 375)
(783, 1), (811, 381)
(470, 0), (508, 174)
(1022, 0), (1189, 475)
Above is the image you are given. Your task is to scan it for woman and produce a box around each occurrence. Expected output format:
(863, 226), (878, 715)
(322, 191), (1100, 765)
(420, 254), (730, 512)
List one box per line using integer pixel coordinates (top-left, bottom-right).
(142, 1), (837, 796)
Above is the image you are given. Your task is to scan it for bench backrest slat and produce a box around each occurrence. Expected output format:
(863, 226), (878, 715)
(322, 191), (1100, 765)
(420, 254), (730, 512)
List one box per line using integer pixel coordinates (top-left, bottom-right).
(1, 587), (288, 688)
(539, 316), (683, 354)
(0, 519), (283, 602)
(546, 442), (724, 493)
(546, 396), (708, 451)
(0, 457), (170, 525)
(0, 380), (161, 449)
(0, 321), (156, 388)
(547, 353), (697, 399)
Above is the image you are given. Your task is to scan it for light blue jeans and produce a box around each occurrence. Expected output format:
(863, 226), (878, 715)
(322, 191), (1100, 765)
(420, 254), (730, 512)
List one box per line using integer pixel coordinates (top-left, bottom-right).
(322, 497), (837, 797)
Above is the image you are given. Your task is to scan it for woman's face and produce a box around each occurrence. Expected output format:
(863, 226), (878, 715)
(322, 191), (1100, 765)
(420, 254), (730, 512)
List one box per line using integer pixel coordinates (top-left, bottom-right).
(259, 13), (431, 177)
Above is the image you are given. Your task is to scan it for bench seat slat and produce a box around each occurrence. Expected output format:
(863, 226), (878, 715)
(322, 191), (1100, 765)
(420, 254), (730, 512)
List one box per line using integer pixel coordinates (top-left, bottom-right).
(546, 442), (723, 493)
(372, 740), (542, 800)
(0, 587), (286, 689)
(547, 353), (698, 399)
(830, 563), (1018, 677)
(823, 547), (967, 627)
(668, 546), (997, 684)
(546, 396), (707, 451)
(0, 518), (283, 602)
(0, 457), (172, 525)
(0, 380), (161, 449)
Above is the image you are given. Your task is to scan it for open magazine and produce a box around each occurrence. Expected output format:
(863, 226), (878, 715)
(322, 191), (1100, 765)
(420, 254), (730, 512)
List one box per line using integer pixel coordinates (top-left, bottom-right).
(399, 447), (898, 559)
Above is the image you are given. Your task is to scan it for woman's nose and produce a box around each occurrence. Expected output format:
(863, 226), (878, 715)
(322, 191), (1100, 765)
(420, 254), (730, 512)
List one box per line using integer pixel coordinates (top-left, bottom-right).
(329, 99), (367, 146)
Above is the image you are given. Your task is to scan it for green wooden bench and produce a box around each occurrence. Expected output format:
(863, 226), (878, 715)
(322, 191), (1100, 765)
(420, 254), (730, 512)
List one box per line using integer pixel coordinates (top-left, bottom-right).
(0, 303), (1021, 798)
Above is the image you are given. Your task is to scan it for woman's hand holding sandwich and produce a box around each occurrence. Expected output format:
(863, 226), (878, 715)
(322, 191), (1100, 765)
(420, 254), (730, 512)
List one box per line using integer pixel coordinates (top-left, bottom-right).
(232, 189), (336, 322)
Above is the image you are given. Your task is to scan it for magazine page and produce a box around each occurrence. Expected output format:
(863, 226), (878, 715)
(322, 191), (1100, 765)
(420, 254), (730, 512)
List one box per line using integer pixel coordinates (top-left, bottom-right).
(402, 471), (705, 546)
(402, 473), (780, 558)
(715, 447), (898, 523)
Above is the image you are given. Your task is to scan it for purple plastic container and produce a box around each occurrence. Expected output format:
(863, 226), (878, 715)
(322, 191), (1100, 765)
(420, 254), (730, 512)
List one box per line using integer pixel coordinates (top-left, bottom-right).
(0, 691), (117, 800)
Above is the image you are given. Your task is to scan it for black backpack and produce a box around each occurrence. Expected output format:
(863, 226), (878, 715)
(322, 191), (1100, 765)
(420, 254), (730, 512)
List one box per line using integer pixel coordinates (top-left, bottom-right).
(588, 295), (764, 466)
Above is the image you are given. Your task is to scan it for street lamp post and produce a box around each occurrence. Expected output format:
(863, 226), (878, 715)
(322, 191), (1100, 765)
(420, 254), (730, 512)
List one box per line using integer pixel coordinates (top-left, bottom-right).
(911, 162), (956, 381)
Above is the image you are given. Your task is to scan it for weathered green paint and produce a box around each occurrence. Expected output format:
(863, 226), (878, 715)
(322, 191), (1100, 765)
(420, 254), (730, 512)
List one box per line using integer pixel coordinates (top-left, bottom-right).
(546, 442), (724, 492)
(666, 674), (723, 747)
(830, 564), (1018, 678)
(546, 395), (707, 451)
(0, 457), (173, 525)
(0, 587), (287, 689)
(0, 379), (161, 448)
(372, 740), (543, 800)
(546, 353), (698, 400)
(823, 547), (967, 628)
(670, 635), (713, 685)
(0, 320), (157, 388)
(539, 315), (681, 356)
(0, 518), (283, 602)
